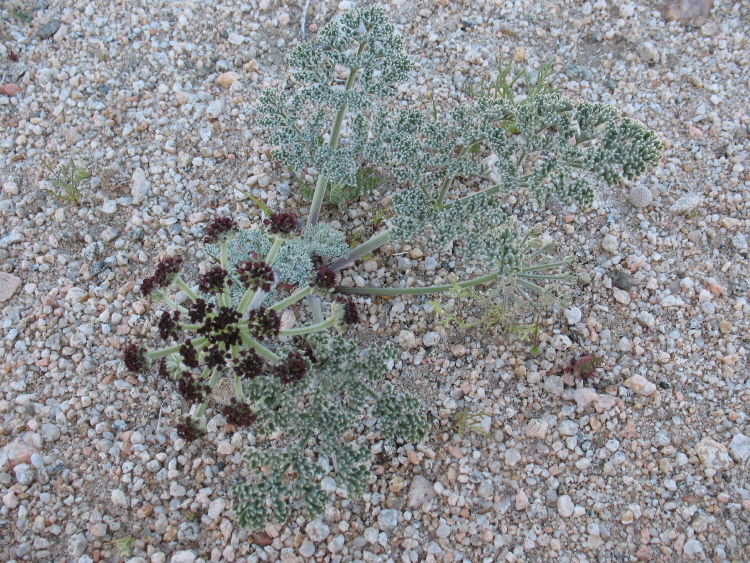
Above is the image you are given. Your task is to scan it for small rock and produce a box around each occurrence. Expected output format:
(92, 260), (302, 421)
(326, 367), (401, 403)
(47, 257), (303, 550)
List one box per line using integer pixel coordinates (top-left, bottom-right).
(305, 519), (331, 543)
(131, 168), (149, 204)
(299, 541), (315, 558)
(90, 522), (108, 538)
(68, 534), (87, 558)
(636, 42), (658, 62)
(564, 307), (582, 325)
(557, 495), (575, 517)
(682, 538), (704, 558)
(111, 489), (128, 508)
(624, 375), (656, 396)
(601, 234), (619, 253)
(660, 0), (713, 24)
(505, 448), (522, 466)
(398, 330), (418, 350)
(694, 438), (732, 470)
(228, 32), (245, 45)
(612, 287), (631, 305)
(170, 551), (197, 563)
(612, 271), (633, 291)
(378, 509), (398, 532)
(2, 181), (19, 195)
(559, 420), (579, 436)
(595, 394), (618, 410)
(515, 490), (529, 511)
(661, 295), (685, 308)
(14, 463), (35, 485)
(525, 419), (549, 439)
(423, 331), (440, 347)
(574, 388), (597, 408)
(544, 376), (565, 397)
(0, 434), (40, 470)
(628, 184), (653, 208)
(0, 84), (22, 97)
(670, 194), (702, 216)
(436, 523), (452, 538)
(406, 475), (437, 509)
(728, 434), (750, 464)
(38, 18), (62, 39)
(0, 272), (22, 302)
(551, 334), (572, 351)
(217, 71), (239, 88)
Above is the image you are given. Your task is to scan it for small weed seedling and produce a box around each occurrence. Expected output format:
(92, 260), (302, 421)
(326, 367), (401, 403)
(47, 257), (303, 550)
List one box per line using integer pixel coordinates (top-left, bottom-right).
(42, 159), (90, 204)
(455, 411), (491, 438)
(563, 354), (609, 382)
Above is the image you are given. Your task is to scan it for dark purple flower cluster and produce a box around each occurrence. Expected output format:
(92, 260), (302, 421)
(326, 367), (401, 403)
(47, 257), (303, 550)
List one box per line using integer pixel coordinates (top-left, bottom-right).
(275, 350), (307, 385)
(247, 307), (281, 340)
(187, 299), (214, 324)
(223, 400), (258, 427)
(198, 266), (231, 295)
(158, 358), (169, 379)
(237, 259), (275, 292)
(203, 216), (238, 244)
(264, 212), (298, 235)
(312, 266), (337, 291)
(179, 341), (200, 368)
(203, 344), (227, 369)
(176, 417), (204, 442)
(141, 257), (183, 297)
(123, 344), (149, 373)
(338, 296), (360, 326)
(177, 372), (210, 404)
(234, 349), (265, 380)
(198, 306), (241, 345)
(158, 310), (181, 340)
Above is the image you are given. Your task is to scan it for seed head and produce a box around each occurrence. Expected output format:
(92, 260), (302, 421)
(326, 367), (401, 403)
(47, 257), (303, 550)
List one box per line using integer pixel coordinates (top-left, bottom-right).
(275, 350), (308, 385)
(123, 344), (149, 373)
(237, 259), (275, 292)
(142, 257), (183, 297)
(176, 417), (205, 442)
(264, 212), (298, 235)
(198, 266), (231, 295)
(247, 307), (281, 340)
(223, 400), (258, 427)
(204, 216), (238, 244)
(234, 349), (265, 380)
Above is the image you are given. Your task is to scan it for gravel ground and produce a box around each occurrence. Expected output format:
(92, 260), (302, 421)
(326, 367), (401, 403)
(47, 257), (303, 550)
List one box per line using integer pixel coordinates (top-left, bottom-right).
(1, 0), (749, 562)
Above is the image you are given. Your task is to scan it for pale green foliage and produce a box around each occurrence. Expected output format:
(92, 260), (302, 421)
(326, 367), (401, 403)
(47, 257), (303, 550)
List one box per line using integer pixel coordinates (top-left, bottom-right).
(42, 159), (90, 204)
(206, 223), (349, 303)
(233, 333), (427, 530)
(454, 411), (490, 438)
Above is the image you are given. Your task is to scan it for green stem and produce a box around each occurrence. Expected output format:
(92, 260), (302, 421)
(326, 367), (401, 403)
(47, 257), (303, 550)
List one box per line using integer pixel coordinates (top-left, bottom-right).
(436, 144), (472, 206)
(195, 367), (221, 418)
(219, 241), (230, 308)
(239, 330), (281, 363)
(175, 278), (199, 301)
(265, 236), (284, 266)
(160, 294), (188, 315)
(307, 294), (325, 324)
(279, 317), (335, 337)
(235, 374), (245, 401)
(336, 270), (502, 296)
(270, 285), (312, 311)
(307, 62), (362, 227)
(326, 228), (392, 272)
(146, 336), (208, 359)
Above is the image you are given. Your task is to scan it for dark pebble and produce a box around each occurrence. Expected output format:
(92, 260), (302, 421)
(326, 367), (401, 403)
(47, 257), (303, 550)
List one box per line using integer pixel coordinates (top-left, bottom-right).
(90, 260), (108, 276)
(612, 270), (633, 291)
(37, 18), (61, 39)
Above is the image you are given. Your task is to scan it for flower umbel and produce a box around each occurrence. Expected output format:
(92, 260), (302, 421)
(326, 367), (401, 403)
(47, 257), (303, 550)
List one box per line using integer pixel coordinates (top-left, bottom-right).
(274, 350), (308, 385)
(176, 417), (205, 442)
(204, 216), (238, 244)
(312, 266), (337, 291)
(247, 307), (281, 339)
(223, 400), (258, 427)
(234, 349), (265, 379)
(123, 344), (149, 373)
(237, 258), (275, 292)
(142, 257), (183, 297)
(264, 212), (298, 236)
(198, 266), (231, 295)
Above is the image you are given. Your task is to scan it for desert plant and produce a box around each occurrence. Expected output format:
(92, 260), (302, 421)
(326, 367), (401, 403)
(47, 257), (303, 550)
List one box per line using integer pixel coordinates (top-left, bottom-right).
(41, 159), (89, 204)
(124, 215), (428, 530)
(454, 410), (491, 438)
(122, 5), (661, 533)
(260, 6), (661, 310)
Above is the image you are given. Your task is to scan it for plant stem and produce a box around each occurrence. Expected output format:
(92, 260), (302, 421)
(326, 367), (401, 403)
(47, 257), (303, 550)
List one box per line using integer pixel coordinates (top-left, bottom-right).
(326, 228), (392, 272)
(146, 336), (208, 359)
(307, 62), (362, 227)
(270, 285), (312, 311)
(337, 270), (501, 296)
(239, 330), (281, 362)
(175, 278), (199, 301)
(195, 367), (221, 419)
(306, 294), (325, 324)
(160, 294), (188, 315)
(219, 242), (230, 308)
(266, 236), (284, 265)
(279, 317), (335, 337)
